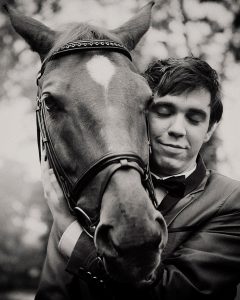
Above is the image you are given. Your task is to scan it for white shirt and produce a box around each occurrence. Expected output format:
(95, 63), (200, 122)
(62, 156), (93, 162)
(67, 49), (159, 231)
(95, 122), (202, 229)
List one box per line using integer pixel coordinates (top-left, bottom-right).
(151, 164), (196, 180)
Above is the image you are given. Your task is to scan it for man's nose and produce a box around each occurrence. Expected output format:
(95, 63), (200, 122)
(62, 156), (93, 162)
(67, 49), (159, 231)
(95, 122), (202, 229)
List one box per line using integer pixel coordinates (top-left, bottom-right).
(168, 114), (186, 137)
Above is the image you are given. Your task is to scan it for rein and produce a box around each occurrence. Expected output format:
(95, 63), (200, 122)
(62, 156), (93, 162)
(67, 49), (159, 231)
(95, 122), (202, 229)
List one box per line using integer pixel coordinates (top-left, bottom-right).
(36, 39), (157, 239)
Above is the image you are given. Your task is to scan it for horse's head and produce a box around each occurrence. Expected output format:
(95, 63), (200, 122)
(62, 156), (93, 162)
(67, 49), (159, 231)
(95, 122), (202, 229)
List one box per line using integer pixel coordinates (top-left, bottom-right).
(5, 2), (167, 287)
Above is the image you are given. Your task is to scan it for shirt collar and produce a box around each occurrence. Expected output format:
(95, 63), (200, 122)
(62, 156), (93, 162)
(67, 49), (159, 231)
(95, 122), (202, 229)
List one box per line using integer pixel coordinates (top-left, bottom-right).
(151, 164), (197, 180)
(151, 155), (206, 196)
(184, 156), (206, 195)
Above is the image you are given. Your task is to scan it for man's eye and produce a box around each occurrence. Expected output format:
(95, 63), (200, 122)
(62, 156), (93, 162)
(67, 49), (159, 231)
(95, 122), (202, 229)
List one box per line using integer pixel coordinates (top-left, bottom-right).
(187, 115), (203, 125)
(156, 107), (172, 116)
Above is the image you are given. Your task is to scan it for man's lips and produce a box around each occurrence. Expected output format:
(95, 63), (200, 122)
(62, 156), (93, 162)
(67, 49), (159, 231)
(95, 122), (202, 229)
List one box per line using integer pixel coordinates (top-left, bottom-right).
(157, 141), (187, 150)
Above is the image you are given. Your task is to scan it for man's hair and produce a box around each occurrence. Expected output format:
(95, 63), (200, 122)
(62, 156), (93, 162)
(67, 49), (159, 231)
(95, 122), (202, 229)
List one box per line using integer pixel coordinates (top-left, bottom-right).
(143, 56), (223, 127)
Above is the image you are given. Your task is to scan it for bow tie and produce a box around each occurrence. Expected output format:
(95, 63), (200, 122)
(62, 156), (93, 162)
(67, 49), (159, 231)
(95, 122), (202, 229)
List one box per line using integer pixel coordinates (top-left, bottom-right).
(152, 175), (186, 198)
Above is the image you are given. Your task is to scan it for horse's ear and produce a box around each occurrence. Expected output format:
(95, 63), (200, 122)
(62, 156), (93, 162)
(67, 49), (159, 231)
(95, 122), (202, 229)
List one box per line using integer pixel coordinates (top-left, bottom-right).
(111, 1), (154, 51)
(3, 3), (55, 60)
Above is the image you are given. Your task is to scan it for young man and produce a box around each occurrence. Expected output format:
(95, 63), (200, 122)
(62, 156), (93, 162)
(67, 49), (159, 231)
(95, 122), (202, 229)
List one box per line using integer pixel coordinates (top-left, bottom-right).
(38, 57), (240, 300)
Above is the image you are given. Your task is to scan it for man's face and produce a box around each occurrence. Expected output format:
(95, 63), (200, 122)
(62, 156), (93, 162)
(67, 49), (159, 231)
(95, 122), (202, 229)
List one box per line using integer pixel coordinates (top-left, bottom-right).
(148, 89), (216, 176)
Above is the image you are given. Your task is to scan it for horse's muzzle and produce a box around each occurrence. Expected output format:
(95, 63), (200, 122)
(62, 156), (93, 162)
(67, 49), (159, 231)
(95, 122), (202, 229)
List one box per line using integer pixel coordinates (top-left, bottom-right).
(94, 168), (168, 286)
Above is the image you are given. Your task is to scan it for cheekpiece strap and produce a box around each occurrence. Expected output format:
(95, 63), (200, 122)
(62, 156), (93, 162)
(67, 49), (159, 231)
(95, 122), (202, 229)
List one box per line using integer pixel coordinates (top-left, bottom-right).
(38, 39), (132, 78)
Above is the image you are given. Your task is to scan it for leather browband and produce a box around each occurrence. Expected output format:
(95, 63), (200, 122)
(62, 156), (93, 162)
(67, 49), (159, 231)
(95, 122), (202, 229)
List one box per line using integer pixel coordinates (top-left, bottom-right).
(38, 39), (132, 78)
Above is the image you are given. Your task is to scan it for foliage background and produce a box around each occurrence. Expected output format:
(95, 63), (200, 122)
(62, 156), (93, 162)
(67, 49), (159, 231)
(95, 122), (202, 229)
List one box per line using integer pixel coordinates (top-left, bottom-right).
(0, 0), (240, 297)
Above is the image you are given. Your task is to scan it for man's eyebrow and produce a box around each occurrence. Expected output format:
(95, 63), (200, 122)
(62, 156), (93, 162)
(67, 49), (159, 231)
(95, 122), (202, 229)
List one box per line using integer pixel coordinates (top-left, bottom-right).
(149, 101), (175, 109)
(187, 108), (207, 117)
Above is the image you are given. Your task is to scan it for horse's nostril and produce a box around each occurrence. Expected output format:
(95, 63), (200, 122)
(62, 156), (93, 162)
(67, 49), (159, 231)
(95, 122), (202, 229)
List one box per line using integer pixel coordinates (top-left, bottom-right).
(95, 224), (118, 258)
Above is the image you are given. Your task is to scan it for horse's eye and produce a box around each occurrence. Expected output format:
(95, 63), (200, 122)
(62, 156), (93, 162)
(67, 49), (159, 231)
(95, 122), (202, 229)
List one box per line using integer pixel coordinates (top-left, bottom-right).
(42, 94), (58, 111)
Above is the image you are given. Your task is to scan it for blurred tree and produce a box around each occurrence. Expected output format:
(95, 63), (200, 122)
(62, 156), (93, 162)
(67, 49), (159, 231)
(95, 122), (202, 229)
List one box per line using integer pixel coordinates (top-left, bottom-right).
(0, 0), (58, 292)
(1, 0), (240, 294)
(0, 159), (51, 291)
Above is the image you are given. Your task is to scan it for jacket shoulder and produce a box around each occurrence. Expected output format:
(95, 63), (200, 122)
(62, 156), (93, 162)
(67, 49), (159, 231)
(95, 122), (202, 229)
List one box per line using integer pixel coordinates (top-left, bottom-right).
(206, 170), (240, 211)
(209, 170), (240, 187)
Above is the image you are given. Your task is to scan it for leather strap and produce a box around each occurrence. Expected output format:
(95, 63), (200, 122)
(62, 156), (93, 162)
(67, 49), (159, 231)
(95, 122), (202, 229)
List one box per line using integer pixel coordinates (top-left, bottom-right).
(38, 39), (132, 78)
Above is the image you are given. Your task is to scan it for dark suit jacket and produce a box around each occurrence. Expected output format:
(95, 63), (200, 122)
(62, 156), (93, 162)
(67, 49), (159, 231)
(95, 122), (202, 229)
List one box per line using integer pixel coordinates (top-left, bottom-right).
(35, 169), (240, 300)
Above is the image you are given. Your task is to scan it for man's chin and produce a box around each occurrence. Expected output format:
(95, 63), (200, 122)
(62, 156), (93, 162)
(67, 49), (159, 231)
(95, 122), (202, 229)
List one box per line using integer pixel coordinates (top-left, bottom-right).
(150, 156), (186, 176)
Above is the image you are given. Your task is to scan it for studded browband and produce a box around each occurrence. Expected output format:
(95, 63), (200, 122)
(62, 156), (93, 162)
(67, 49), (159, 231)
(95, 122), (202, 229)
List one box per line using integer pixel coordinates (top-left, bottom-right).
(38, 39), (132, 78)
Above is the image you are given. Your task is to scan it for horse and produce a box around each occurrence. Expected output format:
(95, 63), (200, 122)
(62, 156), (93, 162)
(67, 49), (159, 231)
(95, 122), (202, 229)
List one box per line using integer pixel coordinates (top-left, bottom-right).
(4, 1), (168, 298)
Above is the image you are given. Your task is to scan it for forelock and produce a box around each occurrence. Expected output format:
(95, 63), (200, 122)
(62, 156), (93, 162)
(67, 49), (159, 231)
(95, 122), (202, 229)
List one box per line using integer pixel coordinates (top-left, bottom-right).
(47, 22), (120, 60)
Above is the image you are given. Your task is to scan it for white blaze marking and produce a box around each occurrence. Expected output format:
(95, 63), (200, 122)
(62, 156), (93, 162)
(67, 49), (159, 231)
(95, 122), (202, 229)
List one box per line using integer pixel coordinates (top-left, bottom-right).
(86, 55), (115, 90)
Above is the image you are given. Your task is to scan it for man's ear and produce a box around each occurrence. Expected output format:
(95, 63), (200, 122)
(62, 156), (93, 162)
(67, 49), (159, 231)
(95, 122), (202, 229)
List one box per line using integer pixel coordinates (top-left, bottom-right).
(204, 122), (219, 143)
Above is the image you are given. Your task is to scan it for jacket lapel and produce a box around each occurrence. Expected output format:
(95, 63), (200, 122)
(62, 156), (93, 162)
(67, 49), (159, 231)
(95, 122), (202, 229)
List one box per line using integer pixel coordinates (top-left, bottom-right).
(164, 170), (209, 227)
(163, 156), (208, 227)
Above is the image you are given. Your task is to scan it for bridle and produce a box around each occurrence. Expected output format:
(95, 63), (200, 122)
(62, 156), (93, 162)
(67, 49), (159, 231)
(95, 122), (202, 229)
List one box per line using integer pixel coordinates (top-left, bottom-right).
(36, 39), (157, 239)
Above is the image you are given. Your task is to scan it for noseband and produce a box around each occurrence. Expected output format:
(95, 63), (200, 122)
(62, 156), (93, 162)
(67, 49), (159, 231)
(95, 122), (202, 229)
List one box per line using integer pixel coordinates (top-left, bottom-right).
(36, 39), (157, 238)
